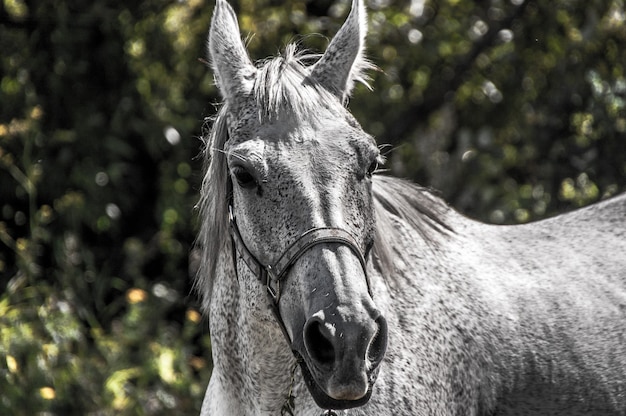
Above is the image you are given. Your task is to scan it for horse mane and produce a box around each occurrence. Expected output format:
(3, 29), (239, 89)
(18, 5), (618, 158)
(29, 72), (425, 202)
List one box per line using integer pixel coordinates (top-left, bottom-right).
(371, 175), (453, 275)
(195, 104), (230, 313)
(194, 45), (452, 311)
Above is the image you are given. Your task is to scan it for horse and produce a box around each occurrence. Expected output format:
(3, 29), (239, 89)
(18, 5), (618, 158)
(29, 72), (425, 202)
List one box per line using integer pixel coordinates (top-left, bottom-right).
(195, 0), (626, 414)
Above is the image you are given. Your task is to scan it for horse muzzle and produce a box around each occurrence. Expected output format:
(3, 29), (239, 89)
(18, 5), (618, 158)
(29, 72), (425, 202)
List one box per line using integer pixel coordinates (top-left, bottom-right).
(296, 306), (388, 409)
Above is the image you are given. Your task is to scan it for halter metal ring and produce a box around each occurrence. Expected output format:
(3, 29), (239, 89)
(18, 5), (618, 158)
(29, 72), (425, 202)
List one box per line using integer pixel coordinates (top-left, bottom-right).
(265, 265), (281, 302)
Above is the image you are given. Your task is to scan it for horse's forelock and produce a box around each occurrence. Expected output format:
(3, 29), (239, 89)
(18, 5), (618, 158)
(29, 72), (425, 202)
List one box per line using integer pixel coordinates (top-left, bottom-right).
(253, 44), (349, 123)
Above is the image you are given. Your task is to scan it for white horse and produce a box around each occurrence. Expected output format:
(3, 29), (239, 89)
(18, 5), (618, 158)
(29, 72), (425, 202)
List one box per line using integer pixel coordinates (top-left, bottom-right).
(196, 0), (626, 414)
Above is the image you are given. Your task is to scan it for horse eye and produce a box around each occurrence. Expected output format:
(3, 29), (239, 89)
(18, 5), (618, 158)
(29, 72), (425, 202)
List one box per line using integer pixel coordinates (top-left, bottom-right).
(366, 160), (378, 177)
(232, 166), (258, 189)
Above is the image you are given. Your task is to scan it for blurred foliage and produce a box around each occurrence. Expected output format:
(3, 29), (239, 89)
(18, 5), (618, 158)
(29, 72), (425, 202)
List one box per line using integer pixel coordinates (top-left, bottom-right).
(0, 0), (625, 414)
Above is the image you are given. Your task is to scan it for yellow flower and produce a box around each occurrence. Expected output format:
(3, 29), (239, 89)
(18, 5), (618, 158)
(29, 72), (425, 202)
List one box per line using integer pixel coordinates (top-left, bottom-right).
(6, 355), (18, 373)
(126, 288), (147, 304)
(186, 309), (201, 323)
(40, 387), (56, 400)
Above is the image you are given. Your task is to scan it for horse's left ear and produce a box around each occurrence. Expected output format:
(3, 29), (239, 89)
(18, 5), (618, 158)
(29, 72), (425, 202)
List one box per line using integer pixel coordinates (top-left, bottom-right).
(310, 0), (372, 104)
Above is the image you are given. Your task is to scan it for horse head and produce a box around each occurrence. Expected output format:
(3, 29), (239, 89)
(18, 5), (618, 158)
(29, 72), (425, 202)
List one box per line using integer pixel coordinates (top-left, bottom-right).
(206, 0), (388, 409)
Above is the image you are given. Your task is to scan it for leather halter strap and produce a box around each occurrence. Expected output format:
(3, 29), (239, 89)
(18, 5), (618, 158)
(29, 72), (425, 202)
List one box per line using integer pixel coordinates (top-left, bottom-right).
(229, 205), (371, 307)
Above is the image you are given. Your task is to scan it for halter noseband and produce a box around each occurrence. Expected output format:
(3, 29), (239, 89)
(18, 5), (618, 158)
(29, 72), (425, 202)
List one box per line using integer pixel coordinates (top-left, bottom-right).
(228, 205), (372, 343)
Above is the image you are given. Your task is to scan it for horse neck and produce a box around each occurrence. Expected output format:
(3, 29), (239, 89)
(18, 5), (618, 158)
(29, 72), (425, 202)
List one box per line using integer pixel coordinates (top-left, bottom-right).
(208, 245), (312, 413)
(372, 209), (515, 406)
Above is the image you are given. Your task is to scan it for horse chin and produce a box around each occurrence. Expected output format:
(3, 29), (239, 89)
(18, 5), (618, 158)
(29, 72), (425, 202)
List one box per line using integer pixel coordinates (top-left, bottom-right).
(295, 352), (377, 410)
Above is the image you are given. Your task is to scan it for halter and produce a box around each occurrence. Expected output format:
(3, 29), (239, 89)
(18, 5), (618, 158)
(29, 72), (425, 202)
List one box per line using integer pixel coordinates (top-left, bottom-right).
(228, 205), (372, 343)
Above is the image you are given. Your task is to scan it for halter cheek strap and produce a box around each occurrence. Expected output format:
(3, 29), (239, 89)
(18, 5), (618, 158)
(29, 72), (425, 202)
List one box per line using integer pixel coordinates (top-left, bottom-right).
(228, 205), (372, 344)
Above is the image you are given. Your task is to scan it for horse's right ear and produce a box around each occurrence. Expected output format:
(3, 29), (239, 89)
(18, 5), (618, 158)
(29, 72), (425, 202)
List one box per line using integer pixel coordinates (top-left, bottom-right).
(310, 0), (372, 104)
(208, 0), (255, 105)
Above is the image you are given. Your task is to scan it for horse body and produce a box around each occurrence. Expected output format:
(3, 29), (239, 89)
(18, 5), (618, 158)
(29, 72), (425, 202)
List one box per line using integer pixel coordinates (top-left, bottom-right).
(197, 0), (626, 414)
(479, 194), (626, 414)
(368, 176), (626, 415)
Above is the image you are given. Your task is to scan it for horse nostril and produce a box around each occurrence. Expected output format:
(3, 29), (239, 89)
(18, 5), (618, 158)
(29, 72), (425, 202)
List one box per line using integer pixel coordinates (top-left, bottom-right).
(367, 315), (388, 366)
(304, 319), (335, 367)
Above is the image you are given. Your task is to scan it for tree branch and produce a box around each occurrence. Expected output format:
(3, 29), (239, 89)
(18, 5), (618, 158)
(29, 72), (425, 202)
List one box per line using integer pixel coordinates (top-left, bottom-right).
(383, 0), (532, 143)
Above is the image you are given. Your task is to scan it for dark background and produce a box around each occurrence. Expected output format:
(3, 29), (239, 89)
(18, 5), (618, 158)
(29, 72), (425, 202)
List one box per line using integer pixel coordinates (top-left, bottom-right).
(1, 0), (625, 413)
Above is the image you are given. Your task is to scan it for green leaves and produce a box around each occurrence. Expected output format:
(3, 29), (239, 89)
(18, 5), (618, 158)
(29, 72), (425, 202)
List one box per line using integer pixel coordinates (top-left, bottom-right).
(0, 281), (211, 414)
